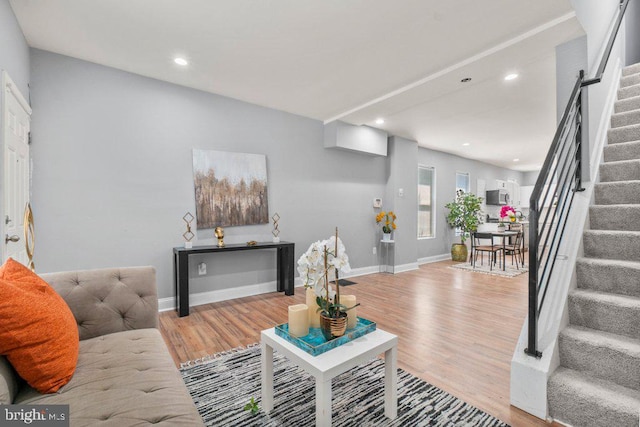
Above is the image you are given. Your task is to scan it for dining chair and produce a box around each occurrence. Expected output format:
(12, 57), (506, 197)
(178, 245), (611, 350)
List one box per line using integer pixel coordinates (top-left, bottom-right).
(507, 223), (525, 267)
(472, 232), (503, 271)
(504, 231), (524, 269)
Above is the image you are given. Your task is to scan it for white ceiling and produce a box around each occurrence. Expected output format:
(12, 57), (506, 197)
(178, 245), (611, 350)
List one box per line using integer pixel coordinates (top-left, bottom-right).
(10, 0), (584, 171)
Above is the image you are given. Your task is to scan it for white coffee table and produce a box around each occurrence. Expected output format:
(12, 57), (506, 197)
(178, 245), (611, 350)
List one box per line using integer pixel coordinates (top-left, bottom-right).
(261, 327), (398, 427)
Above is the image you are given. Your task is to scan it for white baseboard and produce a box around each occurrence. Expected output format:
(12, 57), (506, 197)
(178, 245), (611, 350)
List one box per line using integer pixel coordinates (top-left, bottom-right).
(158, 280), (280, 311)
(158, 264), (381, 311)
(392, 262), (419, 273)
(345, 265), (380, 277)
(418, 254), (451, 265)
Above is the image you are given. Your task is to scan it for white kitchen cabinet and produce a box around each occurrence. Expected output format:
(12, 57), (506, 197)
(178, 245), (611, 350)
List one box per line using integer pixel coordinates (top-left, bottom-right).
(520, 186), (534, 208)
(507, 179), (520, 207)
(496, 180), (507, 189)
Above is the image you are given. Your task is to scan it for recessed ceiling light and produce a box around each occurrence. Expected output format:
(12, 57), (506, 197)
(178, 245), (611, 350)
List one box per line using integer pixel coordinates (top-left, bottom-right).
(504, 73), (519, 81)
(174, 57), (188, 66)
(375, 118), (385, 125)
(513, 158), (520, 162)
(460, 77), (472, 83)
(462, 143), (470, 146)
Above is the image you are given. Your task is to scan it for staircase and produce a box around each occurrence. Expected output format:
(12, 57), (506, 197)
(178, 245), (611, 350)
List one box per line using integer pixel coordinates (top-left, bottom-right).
(547, 63), (640, 426)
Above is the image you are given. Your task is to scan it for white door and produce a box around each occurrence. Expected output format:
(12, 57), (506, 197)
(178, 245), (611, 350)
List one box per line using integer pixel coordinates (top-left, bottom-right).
(2, 71), (31, 265)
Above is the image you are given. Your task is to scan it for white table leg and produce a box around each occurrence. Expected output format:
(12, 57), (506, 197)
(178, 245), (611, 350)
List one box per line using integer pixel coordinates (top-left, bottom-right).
(261, 341), (274, 413)
(384, 346), (398, 419)
(316, 377), (332, 427)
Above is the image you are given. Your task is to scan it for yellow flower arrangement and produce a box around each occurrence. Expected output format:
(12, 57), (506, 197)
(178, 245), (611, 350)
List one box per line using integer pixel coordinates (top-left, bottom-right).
(375, 211), (397, 233)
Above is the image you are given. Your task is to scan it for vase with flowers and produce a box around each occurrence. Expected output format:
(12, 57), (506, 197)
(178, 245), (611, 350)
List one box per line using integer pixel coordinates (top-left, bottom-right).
(297, 228), (360, 340)
(376, 211), (397, 241)
(500, 205), (517, 225)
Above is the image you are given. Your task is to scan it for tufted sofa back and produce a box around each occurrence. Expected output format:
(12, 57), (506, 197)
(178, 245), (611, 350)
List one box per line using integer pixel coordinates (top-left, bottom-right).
(41, 266), (158, 341)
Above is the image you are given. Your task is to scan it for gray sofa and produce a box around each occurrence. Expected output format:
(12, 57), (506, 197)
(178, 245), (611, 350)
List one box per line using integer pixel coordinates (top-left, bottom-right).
(0, 266), (203, 426)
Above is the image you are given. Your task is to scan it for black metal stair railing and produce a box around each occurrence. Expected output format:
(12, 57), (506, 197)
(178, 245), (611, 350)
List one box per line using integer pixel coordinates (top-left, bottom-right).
(525, 0), (631, 358)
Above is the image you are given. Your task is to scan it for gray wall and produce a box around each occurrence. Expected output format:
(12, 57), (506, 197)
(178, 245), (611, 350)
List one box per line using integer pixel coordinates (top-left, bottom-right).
(569, 0), (626, 183)
(417, 147), (524, 259)
(0, 0), (30, 259)
(626, 0), (640, 65)
(29, 49), (387, 300)
(385, 136), (418, 268)
(522, 171), (539, 186)
(556, 36), (588, 123)
(0, 0), (29, 96)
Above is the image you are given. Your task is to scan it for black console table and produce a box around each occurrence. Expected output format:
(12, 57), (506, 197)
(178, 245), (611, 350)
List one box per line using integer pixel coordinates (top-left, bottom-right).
(173, 241), (295, 317)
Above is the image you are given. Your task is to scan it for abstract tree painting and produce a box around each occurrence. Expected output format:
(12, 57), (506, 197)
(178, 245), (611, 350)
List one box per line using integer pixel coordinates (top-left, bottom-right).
(192, 149), (269, 228)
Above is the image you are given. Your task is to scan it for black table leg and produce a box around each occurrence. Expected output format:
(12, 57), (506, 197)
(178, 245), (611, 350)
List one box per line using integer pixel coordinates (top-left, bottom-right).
(176, 252), (189, 317)
(276, 247), (284, 292)
(285, 245), (294, 295)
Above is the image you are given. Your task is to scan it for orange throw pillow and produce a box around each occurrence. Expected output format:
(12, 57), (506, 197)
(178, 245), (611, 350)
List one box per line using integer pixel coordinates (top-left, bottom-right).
(0, 258), (79, 393)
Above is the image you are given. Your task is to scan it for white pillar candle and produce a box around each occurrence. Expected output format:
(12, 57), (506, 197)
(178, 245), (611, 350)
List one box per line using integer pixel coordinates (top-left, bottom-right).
(288, 304), (309, 338)
(341, 295), (357, 329)
(305, 287), (321, 328)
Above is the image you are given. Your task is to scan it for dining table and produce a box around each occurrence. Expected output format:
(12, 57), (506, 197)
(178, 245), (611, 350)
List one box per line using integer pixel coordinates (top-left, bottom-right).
(480, 230), (520, 271)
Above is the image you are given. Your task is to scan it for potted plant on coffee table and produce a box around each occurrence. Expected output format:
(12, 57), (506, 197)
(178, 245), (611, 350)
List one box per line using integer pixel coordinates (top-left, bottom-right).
(445, 190), (484, 262)
(297, 228), (359, 340)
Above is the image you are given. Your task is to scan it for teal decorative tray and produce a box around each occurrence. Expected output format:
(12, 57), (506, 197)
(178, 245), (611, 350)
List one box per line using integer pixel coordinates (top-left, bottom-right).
(275, 317), (376, 356)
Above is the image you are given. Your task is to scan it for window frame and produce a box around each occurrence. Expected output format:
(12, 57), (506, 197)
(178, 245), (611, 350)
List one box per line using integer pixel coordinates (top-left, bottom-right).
(417, 165), (436, 240)
(455, 171), (470, 193)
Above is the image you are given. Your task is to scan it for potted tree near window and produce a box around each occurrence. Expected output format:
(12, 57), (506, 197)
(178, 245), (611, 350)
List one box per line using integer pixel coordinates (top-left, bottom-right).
(445, 190), (484, 262)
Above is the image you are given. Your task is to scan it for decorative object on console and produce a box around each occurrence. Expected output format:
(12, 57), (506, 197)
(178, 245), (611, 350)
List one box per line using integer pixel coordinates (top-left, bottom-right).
(214, 227), (225, 247)
(23, 203), (35, 271)
(192, 149), (269, 228)
(297, 228), (359, 340)
(246, 240), (257, 246)
(376, 211), (397, 241)
(287, 304), (309, 338)
(182, 212), (195, 249)
(271, 212), (280, 243)
(445, 190), (484, 262)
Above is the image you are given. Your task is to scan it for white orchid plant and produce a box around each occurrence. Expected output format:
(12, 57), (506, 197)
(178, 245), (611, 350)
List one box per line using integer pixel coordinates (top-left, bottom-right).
(297, 229), (357, 318)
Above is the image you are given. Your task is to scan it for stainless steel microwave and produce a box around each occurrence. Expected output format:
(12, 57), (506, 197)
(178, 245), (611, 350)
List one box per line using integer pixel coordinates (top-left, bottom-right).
(486, 189), (510, 205)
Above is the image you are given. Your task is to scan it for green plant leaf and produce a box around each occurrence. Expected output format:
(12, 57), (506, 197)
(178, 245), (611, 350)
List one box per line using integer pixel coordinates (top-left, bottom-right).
(244, 397), (260, 415)
(445, 190), (484, 244)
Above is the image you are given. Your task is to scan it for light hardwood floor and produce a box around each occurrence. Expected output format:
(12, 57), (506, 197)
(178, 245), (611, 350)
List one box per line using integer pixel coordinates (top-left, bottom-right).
(159, 260), (558, 427)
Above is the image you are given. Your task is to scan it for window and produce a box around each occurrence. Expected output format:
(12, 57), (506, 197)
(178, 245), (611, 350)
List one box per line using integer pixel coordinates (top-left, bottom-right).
(418, 166), (435, 238)
(456, 172), (470, 193)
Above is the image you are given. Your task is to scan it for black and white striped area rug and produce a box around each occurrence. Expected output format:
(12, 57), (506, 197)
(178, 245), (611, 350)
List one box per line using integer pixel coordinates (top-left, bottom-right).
(180, 345), (509, 426)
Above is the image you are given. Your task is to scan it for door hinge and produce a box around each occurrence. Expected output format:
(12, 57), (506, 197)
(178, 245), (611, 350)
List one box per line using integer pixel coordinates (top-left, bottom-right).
(28, 131), (31, 145)
(4, 215), (10, 225)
